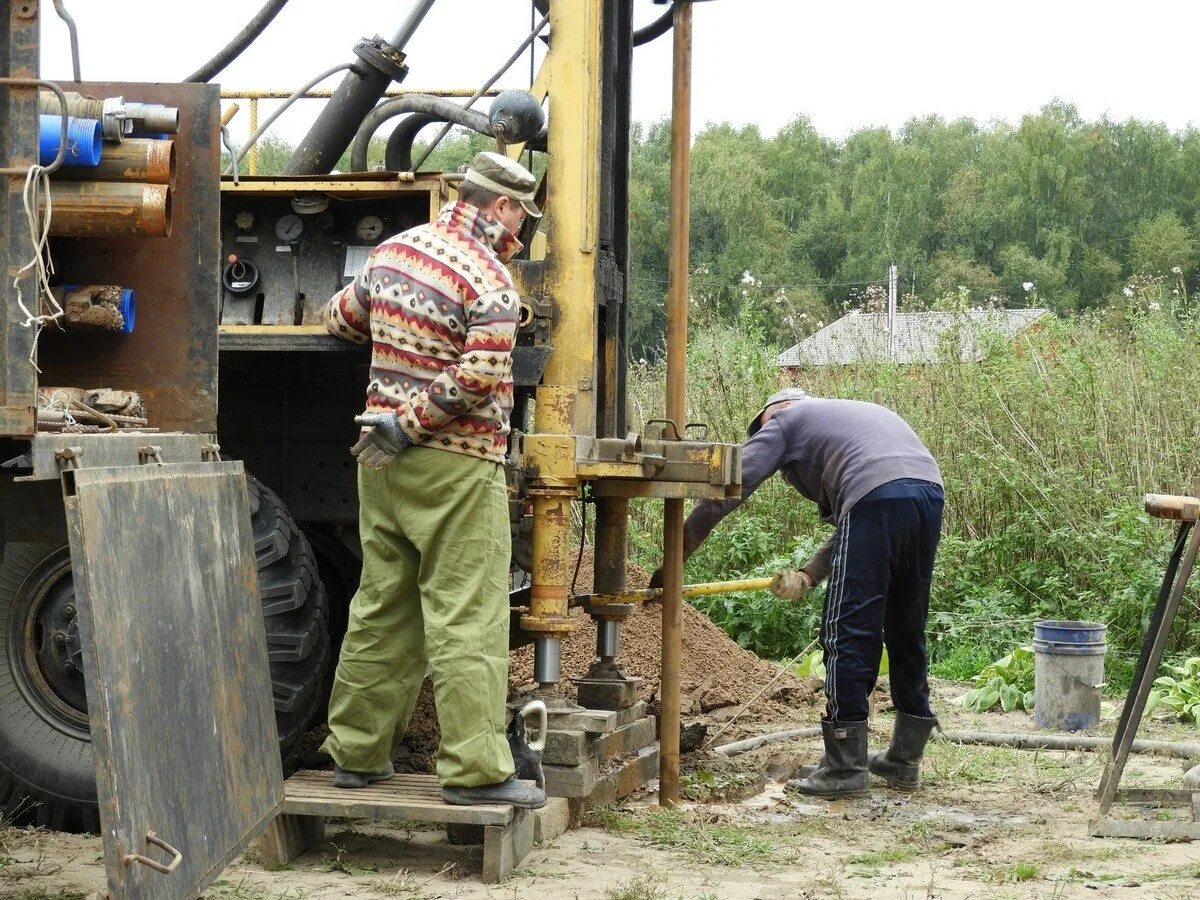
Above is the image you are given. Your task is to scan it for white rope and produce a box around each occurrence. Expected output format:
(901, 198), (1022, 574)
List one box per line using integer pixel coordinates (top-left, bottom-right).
(12, 162), (63, 371)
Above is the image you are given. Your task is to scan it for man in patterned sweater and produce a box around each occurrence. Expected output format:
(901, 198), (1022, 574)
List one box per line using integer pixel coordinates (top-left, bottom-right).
(320, 152), (545, 810)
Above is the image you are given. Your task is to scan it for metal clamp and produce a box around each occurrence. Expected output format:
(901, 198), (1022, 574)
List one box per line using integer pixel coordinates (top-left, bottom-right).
(138, 446), (164, 466)
(123, 830), (183, 876)
(54, 446), (83, 470)
(200, 442), (222, 462)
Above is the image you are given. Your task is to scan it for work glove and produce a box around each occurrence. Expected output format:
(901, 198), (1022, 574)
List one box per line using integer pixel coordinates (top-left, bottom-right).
(770, 569), (812, 601)
(351, 412), (412, 469)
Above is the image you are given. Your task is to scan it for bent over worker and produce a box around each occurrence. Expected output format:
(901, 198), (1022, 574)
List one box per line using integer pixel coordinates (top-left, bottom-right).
(653, 388), (944, 798)
(320, 152), (545, 809)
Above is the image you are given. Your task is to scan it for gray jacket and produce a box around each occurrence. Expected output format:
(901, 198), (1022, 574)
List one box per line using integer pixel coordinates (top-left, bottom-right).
(682, 397), (942, 583)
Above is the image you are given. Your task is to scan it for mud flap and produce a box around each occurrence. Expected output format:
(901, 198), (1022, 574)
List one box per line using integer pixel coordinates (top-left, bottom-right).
(62, 461), (283, 899)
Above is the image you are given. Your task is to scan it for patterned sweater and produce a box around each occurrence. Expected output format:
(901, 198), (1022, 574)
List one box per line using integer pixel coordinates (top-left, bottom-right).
(325, 201), (521, 463)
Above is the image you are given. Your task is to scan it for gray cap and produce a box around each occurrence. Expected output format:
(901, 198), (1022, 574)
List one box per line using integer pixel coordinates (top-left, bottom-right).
(746, 387), (808, 437)
(463, 151), (542, 218)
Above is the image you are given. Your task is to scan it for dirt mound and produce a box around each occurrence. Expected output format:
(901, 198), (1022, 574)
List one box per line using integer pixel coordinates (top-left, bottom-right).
(509, 548), (820, 724)
(389, 547), (820, 767)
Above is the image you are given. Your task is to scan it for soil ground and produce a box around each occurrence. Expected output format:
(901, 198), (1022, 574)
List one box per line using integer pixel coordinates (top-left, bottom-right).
(4, 680), (1200, 900)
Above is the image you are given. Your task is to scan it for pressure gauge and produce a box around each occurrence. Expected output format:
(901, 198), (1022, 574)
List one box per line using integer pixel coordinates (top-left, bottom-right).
(234, 210), (255, 231)
(275, 213), (304, 243)
(355, 215), (384, 242)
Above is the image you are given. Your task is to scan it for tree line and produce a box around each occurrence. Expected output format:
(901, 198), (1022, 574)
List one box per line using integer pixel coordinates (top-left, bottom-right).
(629, 101), (1200, 355)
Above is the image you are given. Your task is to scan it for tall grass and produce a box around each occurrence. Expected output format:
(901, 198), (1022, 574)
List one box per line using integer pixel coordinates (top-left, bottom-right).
(627, 291), (1200, 684)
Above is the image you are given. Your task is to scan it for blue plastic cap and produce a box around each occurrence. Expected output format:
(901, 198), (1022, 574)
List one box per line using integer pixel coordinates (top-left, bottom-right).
(38, 115), (102, 167)
(120, 289), (136, 334)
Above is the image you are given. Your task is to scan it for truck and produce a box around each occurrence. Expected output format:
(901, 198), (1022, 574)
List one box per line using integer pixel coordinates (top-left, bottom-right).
(0, 0), (737, 830)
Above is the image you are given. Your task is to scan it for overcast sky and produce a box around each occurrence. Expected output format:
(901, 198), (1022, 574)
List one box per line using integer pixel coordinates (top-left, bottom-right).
(38, 0), (1200, 147)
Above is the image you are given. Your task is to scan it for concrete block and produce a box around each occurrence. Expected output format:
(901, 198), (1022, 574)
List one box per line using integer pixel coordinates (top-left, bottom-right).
(549, 701), (647, 735)
(596, 716), (657, 764)
(576, 678), (640, 710)
(542, 729), (588, 767)
(533, 797), (570, 844)
(542, 757), (600, 798)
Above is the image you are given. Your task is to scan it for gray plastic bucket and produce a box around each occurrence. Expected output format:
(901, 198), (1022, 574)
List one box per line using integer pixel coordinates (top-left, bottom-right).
(1033, 620), (1106, 732)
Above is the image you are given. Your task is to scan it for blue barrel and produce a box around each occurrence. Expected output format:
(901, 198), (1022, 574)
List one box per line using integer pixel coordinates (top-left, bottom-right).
(1033, 620), (1106, 732)
(38, 115), (102, 166)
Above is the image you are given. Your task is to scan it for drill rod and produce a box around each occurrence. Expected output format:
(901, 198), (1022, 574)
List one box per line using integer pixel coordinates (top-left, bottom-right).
(576, 577), (775, 607)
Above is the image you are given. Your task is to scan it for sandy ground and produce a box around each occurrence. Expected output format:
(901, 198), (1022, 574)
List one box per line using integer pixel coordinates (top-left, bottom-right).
(4, 683), (1200, 900)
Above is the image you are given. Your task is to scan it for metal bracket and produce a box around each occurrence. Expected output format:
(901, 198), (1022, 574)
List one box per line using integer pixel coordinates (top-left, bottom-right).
(123, 830), (183, 876)
(200, 442), (222, 462)
(138, 446), (164, 466)
(646, 419), (709, 441)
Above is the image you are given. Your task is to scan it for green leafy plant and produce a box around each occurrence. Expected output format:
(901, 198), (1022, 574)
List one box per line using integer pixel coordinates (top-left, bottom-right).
(959, 647), (1035, 712)
(1145, 657), (1200, 722)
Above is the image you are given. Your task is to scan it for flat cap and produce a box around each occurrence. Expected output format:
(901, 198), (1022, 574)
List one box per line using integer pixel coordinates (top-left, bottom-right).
(463, 151), (541, 218)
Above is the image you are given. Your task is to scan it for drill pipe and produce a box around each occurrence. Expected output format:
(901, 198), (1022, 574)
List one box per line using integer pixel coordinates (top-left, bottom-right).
(660, 0), (694, 809)
(44, 182), (171, 238)
(57, 139), (175, 188)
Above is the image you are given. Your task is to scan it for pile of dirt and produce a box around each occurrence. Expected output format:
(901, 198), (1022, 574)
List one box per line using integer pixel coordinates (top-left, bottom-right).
(509, 548), (821, 725)
(384, 547), (822, 768)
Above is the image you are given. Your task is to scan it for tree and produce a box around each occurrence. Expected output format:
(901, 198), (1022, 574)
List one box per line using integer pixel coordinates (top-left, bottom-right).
(1130, 212), (1195, 278)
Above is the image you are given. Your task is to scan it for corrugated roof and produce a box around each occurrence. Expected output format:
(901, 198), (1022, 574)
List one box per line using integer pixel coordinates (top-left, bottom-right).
(777, 308), (1052, 367)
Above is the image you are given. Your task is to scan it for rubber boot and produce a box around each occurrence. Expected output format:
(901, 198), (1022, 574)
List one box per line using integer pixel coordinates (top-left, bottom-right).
(442, 776), (547, 810)
(868, 712), (938, 791)
(333, 761), (395, 789)
(785, 720), (869, 799)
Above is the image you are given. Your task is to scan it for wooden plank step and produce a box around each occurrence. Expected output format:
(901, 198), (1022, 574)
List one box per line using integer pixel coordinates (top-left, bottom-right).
(279, 771), (513, 826)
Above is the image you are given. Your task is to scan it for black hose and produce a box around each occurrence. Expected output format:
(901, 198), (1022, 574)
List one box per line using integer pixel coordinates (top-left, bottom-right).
(634, 3), (675, 46)
(384, 114), (438, 171)
(350, 96), (490, 172)
(185, 0), (290, 83)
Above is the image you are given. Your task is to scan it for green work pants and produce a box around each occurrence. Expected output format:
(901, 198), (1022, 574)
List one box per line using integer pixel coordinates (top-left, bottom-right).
(322, 446), (515, 787)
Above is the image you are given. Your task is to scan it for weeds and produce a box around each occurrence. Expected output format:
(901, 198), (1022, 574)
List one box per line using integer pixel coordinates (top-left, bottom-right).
(320, 844), (375, 877)
(629, 307), (1200, 689)
(603, 873), (666, 900)
(367, 861), (455, 897)
(680, 769), (760, 802)
(584, 807), (775, 867)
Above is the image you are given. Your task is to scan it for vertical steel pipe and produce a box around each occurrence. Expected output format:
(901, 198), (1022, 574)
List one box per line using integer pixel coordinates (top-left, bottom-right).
(659, 0), (693, 809)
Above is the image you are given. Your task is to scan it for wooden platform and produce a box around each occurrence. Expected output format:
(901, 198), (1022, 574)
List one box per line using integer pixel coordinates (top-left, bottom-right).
(257, 771), (534, 883)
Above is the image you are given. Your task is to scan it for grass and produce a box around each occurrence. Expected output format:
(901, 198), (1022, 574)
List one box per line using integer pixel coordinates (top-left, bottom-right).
(680, 768), (761, 802)
(367, 862), (456, 897)
(848, 844), (922, 868)
(584, 807), (775, 867)
(603, 873), (667, 900)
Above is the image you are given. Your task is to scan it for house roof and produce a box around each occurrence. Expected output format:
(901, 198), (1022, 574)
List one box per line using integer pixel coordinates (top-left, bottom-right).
(776, 308), (1052, 367)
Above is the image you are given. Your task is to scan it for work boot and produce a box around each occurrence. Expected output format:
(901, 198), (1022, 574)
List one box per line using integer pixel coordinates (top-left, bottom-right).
(442, 776), (547, 810)
(332, 761), (395, 789)
(331, 763), (396, 787)
(785, 720), (869, 799)
(869, 711), (938, 791)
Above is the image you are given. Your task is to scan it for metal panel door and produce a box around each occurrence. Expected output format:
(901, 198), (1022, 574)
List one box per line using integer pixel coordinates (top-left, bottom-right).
(63, 461), (283, 899)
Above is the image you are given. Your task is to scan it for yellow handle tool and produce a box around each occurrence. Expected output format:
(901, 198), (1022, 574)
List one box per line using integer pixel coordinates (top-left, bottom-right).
(575, 576), (774, 607)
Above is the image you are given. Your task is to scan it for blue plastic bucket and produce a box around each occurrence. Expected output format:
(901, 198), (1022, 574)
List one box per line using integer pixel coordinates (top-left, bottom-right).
(38, 115), (102, 167)
(1033, 620), (1106, 732)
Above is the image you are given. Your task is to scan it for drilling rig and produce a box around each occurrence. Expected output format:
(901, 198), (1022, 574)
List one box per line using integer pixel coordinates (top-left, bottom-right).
(0, 0), (736, 830)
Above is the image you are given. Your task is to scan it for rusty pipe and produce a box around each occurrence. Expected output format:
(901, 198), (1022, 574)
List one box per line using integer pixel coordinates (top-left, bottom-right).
(526, 491), (576, 687)
(659, 0), (693, 810)
(44, 182), (171, 238)
(56, 139), (176, 188)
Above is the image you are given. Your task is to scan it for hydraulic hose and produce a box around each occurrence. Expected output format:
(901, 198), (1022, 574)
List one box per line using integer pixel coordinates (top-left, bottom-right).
(350, 97), (490, 172)
(384, 113), (437, 172)
(634, 4), (675, 46)
(186, 0), (290, 84)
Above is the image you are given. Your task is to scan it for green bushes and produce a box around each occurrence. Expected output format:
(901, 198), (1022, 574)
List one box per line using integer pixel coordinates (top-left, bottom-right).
(626, 297), (1200, 687)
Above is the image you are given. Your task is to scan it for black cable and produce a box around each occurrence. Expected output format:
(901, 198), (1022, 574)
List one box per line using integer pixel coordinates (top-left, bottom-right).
(186, 0), (290, 83)
(571, 493), (590, 596)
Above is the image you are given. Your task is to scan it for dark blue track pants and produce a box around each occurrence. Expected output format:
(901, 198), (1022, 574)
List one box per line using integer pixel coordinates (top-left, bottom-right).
(820, 478), (944, 723)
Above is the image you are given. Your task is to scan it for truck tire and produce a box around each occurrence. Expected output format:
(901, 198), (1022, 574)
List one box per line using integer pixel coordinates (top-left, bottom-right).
(0, 474), (330, 831)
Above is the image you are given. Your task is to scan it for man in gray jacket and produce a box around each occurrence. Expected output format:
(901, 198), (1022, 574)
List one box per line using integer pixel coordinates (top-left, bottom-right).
(652, 388), (944, 798)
